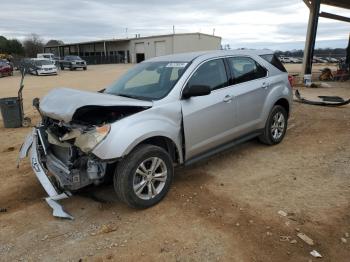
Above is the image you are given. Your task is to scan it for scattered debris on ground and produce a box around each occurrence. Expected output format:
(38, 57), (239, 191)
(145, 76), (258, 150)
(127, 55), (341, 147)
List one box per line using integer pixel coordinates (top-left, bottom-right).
(310, 250), (322, 258)
(297, 233), (314, 246)
(295, 89), (350, 106)
(278, 210), (288, 217)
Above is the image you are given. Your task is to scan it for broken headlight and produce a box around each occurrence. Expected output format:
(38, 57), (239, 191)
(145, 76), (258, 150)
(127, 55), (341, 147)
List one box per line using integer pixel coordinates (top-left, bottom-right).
(74, 124), (110, 153)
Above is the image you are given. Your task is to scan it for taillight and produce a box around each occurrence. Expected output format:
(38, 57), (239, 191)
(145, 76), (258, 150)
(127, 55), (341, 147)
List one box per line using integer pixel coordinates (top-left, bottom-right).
(288, 75), (294, 87)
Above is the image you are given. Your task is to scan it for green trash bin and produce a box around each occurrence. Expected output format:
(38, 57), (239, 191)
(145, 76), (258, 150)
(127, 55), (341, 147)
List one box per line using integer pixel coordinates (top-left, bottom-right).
(0, 97), (23, 128)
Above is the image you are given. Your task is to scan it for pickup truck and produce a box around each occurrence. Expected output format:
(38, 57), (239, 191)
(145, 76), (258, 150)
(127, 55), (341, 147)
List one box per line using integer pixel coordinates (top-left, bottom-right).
(60, 55), (87, 71)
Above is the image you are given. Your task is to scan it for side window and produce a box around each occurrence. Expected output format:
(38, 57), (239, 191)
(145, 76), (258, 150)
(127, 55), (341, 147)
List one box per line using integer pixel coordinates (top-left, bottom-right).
(187, 59), (228, 91)
(260, 54), (287, 72)
(228, 57), (267, 84)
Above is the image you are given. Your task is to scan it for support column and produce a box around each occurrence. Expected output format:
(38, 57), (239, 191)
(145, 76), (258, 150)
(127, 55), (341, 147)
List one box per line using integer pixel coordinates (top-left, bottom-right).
(103, 41), (107, 56)
(302, 0), (321, 75)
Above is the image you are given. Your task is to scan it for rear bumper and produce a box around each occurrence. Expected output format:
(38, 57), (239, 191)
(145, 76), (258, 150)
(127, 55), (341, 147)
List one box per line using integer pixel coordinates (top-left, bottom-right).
(18, 128), (73, 219)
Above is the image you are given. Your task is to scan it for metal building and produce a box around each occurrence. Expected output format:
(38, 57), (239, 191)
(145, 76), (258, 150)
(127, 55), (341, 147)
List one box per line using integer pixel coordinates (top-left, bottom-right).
(302, 0), (350, 75)
(44, 33), (222, 64)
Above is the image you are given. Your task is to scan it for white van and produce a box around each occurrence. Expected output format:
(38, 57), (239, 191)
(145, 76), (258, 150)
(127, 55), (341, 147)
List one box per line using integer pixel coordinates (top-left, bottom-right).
(37, 53), (55, 61)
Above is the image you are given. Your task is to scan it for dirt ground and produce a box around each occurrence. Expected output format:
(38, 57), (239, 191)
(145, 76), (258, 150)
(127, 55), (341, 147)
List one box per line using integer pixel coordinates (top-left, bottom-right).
(0, 64), (349, 262)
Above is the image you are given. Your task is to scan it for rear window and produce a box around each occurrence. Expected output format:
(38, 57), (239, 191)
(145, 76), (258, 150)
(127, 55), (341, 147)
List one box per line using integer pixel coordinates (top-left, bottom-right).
(260, 54), (287, 72)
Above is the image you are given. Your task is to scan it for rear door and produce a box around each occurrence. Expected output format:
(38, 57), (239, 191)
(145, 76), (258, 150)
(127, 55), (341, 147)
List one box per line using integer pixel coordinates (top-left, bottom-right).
(181, 58), (236, 160)
(226, 56), (269, 136)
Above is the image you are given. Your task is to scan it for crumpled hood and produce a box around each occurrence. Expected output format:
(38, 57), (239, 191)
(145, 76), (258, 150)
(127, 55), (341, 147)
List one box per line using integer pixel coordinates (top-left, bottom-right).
(40, 88), (153, 123)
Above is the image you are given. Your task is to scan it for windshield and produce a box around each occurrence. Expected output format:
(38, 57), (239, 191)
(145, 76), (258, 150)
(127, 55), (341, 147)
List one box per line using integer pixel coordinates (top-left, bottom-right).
(105, 61), (189, 100)
(34, 60), (54, 66)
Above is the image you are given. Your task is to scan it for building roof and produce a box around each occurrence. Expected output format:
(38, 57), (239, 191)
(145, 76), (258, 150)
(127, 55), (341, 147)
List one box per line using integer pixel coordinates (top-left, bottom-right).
(45, 32), (221, 48)
(147, 49), (274, 62)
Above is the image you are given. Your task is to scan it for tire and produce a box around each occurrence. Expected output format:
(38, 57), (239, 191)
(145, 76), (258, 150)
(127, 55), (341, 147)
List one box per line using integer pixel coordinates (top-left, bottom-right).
(83, 67), (87, 70)
(114, 144), (173, 209)
(259, 105), (288, 145)
(60, 66), (64, 70)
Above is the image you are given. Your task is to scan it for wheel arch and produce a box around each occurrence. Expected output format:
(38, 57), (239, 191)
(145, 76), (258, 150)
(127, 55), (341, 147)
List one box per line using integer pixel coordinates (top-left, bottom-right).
(128, 135), (183, 165)
(274, 98), (290, 117)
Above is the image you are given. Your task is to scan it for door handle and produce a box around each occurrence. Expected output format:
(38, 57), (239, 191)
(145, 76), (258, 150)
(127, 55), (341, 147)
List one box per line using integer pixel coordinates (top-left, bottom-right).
(223, 95), (233, 103)
(261, 82), (269, 89)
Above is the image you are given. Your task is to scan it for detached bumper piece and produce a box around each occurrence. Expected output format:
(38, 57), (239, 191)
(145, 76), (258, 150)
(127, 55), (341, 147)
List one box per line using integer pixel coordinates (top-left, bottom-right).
(295, 90), (350, 107)
(18, 128), (74, 219)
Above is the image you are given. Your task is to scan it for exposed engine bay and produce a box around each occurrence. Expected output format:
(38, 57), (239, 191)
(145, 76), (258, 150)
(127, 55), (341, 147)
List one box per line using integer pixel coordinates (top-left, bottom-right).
(37, 103), (149, 192)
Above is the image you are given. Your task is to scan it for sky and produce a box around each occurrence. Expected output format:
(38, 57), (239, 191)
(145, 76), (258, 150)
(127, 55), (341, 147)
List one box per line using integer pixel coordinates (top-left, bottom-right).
(1, 0), (349, 51)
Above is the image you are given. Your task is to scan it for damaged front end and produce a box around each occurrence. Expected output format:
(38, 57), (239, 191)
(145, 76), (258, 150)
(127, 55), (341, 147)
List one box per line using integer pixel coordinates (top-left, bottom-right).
(18, 121), (110, 219)
(18, 88), (152, 219)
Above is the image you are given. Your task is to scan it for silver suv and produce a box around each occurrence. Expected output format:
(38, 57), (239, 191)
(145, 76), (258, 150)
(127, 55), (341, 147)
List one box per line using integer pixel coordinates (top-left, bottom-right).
(19, 50), (292, 219)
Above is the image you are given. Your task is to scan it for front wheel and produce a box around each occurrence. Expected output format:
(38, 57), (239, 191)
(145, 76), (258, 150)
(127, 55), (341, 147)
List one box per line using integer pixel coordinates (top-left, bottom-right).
(114, 144), (173, 208)
(83, 67), (87, 70)
(259, 105), (288, 145)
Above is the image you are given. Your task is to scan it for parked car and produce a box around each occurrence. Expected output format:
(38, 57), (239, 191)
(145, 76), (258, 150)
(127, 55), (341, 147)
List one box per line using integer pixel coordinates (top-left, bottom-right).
(37, 53), (60, 66)
(0, 60), (13, 77)
(19, 50), (293, 218)
(28, 59), (58, 76)
(278, 56), (292, 63)
(324, 57), (338, 63)
(60, 55), (87, 70)
(313, 57), (328, 63)
(289, 57), (302, 63)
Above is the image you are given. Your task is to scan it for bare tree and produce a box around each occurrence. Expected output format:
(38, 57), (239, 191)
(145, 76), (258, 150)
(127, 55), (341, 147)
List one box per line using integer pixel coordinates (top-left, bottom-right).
(23, 34), (44, 57)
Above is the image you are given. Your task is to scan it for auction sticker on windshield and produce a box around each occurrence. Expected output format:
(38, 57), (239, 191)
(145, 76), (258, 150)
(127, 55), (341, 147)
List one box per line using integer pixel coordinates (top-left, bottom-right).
(166, 63), (188, 68)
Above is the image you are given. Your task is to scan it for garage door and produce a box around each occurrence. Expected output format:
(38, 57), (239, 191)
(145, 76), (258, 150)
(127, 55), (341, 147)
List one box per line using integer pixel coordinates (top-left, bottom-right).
(135, 43), (145, 54)
(155, 41), (166, 57)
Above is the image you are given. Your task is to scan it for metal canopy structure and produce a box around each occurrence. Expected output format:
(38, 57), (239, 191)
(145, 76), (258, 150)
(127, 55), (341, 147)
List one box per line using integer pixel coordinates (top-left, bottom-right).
(302, 0), (350, 75)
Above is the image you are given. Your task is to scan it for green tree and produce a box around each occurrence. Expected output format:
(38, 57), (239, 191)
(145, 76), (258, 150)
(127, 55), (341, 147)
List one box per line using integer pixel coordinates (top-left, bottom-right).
(6, 39), (24, 55)
(0, 36), (8, 53)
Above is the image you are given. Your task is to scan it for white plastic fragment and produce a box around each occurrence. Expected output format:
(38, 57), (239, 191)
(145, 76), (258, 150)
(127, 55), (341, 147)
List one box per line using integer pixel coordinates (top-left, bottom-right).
(278, 210), (287, 217)
(310, 250), (322, 258)
(297, 232), (314, 245)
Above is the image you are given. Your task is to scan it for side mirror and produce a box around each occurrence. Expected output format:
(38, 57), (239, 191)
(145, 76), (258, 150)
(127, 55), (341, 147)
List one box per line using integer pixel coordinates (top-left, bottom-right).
(182, 84), (211, 99)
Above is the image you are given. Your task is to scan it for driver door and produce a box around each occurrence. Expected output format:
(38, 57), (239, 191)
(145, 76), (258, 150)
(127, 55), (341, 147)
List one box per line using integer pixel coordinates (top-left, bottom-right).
(181, 58), (236, 160)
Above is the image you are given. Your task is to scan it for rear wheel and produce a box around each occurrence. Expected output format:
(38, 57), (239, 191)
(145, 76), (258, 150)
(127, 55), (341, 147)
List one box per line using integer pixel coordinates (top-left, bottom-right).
(259, 105), (288, 145)
(60, 65), (64, 70)
(114, 144), (173, 208)
(83, 67), (87, 70)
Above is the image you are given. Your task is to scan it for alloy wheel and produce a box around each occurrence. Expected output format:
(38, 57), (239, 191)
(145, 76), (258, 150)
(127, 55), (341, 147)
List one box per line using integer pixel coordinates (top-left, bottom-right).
(271, 112), (285, 140)
(133, 157), (167, 200)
